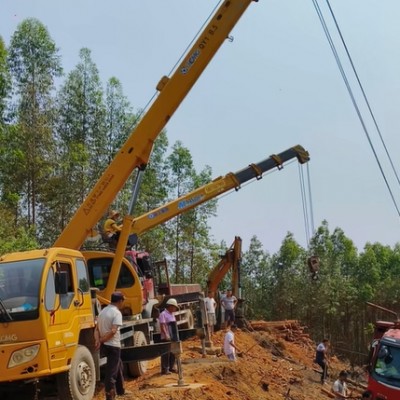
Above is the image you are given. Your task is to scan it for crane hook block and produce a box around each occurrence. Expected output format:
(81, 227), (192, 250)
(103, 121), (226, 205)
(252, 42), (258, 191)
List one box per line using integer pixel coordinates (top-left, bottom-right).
(307, 256), (320, 273)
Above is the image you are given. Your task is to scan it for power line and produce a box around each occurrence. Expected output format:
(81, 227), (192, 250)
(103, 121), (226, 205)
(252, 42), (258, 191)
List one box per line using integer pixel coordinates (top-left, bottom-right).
(324, 0), (400, 189)
(311, 0), (400, 217)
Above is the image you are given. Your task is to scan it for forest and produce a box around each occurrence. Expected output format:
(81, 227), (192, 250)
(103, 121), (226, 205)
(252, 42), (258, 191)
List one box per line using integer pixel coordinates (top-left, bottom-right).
(1, 18), (400, 367)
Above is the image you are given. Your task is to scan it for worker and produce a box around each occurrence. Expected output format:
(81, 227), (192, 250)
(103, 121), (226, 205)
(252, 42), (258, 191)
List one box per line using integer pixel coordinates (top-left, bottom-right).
(103, 210), (122, 244)
(315, 338), (330, 384)
(94, 291), (129, 400)
(220, 289), (237, 327)
(331, 370), (349, 399)
(204, 291), (217, 337)
(143, 273), (154, 301)
(159, 298), (179, 375)
(223, 322), (241, 362)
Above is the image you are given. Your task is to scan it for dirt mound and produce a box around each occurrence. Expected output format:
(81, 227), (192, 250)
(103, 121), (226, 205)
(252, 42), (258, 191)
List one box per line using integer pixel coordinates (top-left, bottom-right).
(94, 320), (368, 400)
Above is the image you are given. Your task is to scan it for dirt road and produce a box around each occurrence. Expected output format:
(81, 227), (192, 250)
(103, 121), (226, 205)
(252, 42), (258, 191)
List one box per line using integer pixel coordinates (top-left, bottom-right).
(93, 320), (368, 400)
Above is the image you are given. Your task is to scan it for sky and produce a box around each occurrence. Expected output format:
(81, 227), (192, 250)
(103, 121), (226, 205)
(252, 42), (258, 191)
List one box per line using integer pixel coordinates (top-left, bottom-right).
(1, 0), (400, 254)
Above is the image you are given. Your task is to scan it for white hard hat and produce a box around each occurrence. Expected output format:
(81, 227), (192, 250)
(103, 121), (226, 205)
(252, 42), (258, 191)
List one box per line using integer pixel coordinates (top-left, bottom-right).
(166, 298), (179, 309)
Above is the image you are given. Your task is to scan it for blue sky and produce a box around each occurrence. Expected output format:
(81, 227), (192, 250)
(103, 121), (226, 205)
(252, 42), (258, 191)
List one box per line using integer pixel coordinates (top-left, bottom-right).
(1, 1), (400, 253)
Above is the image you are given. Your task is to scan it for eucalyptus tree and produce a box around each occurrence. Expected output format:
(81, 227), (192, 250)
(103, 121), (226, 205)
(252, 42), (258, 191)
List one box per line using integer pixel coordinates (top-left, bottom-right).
(134, 131), (170, 260)
(51, 48), (106, 240)
(180, 164), (217, 284)
(5, 19), (62, 230)
(104, 76), (134, 164)
(102, 76), (136, 215)
(307, 221), (361, 349)
(0, 36), (12, 212)
(270, 232), (307, 320)
(359, 242), (395, 307)
(164, 141), (195, 282)
(163, 141), (216, 283)
(241, 235), (271, 319)
(0, 36), (10, 121)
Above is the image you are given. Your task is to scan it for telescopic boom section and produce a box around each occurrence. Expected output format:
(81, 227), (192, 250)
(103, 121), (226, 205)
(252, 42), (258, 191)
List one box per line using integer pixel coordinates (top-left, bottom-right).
(126, 145), (310, 237)
(54, 0), (255, 250)
(102, 144), (309, 302)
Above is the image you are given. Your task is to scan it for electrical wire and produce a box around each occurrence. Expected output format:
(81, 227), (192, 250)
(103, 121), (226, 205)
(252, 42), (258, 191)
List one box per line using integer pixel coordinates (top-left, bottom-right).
(324, 0), (400, 189)
(311, 0), (400, 217)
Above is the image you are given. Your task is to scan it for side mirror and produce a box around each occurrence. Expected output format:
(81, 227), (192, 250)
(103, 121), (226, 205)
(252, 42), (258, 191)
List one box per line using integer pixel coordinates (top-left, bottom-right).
(55, 271), (68, 295)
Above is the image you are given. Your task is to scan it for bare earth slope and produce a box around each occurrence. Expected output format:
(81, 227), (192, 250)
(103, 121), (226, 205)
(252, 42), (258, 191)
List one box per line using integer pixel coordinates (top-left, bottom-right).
(94, 320), (368, 400)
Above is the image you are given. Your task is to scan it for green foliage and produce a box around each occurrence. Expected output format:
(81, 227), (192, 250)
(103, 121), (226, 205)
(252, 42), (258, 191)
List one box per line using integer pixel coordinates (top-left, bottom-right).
(1, 18), (400, 369)
(0, 36), (11, 119)
(4, 18), (61, 234)
(0, 206), (38, 254)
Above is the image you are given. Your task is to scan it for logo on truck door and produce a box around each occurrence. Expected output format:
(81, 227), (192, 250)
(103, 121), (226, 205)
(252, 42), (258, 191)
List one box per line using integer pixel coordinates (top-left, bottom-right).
(0, 334), (18, 343)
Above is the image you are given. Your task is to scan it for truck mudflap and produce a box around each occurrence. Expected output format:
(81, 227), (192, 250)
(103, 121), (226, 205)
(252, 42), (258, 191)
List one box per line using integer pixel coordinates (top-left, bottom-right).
(121, 342), (171, 362)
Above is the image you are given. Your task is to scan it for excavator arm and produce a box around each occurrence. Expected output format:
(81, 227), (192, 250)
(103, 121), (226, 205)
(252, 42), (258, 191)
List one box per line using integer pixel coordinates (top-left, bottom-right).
(54, 0), (256, 250)
(207, 236), (242, 295)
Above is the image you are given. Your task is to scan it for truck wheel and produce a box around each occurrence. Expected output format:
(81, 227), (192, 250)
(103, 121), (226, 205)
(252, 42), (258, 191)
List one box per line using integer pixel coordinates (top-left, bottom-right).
(181, 310), (195, 329)
(57, 345), (96, 400)
(127, 331), (148, 377)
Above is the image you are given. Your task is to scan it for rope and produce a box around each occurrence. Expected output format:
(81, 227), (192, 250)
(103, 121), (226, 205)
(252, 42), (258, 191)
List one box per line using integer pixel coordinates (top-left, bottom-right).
(306, 164), (315, 234)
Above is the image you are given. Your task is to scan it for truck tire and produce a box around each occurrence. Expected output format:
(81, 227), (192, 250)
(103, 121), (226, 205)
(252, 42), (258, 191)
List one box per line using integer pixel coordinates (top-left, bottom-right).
(127, 331), (148, 377)
(181, 310), (195, 329)
(56, 345), (96, 400)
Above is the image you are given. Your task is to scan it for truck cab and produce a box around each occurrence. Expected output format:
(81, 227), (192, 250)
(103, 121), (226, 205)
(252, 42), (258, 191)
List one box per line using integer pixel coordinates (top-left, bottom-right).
(0, 248), (96, 398)
(368, 322), (400, 399)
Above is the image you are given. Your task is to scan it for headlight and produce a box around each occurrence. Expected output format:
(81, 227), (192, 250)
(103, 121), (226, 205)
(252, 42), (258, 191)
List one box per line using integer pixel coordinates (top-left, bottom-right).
(8, 344), (40, 368)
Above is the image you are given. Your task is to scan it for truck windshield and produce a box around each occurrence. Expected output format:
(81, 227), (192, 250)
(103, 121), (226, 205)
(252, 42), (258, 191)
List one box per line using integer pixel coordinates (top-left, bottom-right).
(372, 344), (400, 386)
(0, 258), (44, 321)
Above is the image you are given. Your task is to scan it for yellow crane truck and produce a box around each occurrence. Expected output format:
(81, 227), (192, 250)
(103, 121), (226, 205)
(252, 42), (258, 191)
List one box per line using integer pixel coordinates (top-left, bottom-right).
(0, 1), (258, 399)
(0, 144), (309, 398)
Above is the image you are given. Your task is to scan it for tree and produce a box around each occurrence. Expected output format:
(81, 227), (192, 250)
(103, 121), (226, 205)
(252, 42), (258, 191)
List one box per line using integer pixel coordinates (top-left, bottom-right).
(241, 235), (271, 319)
(0, 36), (10, 120)
(5, 19), (62, 233)
(0, 36), (12, 215)
(270, 232), (307, 320)
(164, 141), (195, 282)
(46, 48), (106, 243)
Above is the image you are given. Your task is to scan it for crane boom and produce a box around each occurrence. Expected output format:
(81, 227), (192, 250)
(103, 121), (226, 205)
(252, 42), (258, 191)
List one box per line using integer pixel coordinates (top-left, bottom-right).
(54, 0), (256, 250)
(99, 144), (310, 302)
(127, 144), (309, 236)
